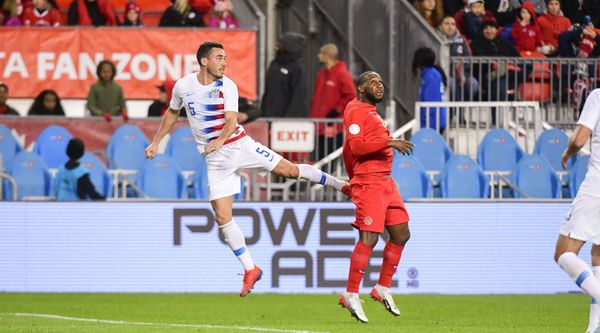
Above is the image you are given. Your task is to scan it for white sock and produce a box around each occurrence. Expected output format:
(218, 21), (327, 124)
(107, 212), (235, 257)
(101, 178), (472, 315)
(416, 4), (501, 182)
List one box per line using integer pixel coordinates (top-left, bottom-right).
(558, 252), (600, 301)
(588, 266), (600, 332)
(219, 220), (255, 271)
(297, 164), (345, 190)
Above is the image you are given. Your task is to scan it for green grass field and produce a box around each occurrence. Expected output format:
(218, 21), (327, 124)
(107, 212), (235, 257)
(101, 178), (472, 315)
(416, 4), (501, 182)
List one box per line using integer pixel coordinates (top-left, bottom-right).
(0, 293), (590, 333)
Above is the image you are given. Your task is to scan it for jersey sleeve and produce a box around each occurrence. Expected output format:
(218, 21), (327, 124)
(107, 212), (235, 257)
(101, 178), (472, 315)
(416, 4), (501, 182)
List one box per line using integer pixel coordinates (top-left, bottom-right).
(578, 89), (600, 131)
(223, 77), (239, 113)
(345, 107), (388, 156)
(169, 79), (183, 110)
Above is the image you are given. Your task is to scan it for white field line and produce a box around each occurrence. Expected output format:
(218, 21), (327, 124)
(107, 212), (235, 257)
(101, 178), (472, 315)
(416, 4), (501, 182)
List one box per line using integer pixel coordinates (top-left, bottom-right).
(1, 312), (331, 333)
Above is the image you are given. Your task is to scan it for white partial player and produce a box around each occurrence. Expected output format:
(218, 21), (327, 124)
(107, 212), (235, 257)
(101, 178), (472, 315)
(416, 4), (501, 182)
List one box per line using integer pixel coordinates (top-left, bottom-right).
(554, 88), (600, 333)
(145, 42), (349, 297)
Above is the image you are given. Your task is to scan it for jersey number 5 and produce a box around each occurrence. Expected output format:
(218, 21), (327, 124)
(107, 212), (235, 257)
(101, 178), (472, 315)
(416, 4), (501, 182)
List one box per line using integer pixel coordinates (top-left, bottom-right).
(188, 102), (196, 116)
(256, 147), (274, 162)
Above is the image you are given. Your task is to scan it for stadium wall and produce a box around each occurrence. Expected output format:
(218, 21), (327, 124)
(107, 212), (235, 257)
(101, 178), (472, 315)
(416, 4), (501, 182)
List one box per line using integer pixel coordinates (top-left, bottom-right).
(0, 201), (587, 294)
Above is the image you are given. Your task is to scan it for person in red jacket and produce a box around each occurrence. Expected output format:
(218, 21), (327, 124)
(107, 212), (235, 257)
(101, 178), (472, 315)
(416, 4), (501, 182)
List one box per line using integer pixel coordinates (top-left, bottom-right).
(309, 43), (356, 160)
(22, 0), (61, 26)
(512, 1), (542, 53)
(338, 71), (414, 323)
(537, 0), (571, 56)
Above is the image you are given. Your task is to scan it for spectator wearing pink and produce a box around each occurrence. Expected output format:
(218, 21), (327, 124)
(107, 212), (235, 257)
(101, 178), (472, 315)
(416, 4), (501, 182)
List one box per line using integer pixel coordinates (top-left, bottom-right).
(511, 1), (542, 53)
(121, 1), (142, 26)
(537, 0), (571, 56)
(2, 0), (22, 26)
(67, 0), (118, 26)
(206, 0), (239, 29)
(22, 0), (62, 26)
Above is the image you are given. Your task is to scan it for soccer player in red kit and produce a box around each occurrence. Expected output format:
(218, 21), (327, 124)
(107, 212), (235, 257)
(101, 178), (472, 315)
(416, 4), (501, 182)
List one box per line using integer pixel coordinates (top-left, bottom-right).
(339, 71), (414, 323)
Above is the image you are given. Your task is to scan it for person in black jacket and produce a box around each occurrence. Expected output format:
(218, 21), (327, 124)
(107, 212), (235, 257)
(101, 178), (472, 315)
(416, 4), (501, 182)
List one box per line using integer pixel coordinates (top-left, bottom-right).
(159, 0), (204, 27)
(260, 32), (307, 118)
(28, 90), (65, 116)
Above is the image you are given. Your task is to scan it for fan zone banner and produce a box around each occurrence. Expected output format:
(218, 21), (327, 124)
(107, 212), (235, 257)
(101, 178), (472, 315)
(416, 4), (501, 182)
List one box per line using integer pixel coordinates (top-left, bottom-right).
(0, 201), (586, 294)
(0, 28), (257, 99)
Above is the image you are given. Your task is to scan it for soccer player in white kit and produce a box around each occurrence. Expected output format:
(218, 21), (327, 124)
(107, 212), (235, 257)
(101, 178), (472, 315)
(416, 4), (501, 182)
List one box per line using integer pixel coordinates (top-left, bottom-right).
(555, 88), (600, 333)
(145, 42), (348, 297)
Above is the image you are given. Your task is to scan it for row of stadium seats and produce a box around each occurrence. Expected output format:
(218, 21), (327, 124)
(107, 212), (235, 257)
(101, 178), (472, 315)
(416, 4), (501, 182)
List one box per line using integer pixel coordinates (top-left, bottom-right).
(0, 124), (245, 200)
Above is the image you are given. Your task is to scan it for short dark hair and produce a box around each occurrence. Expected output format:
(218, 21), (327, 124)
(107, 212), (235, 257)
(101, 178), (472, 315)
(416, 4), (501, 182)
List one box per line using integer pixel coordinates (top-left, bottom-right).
(0, 83), (8, 92)
(196, 42), (224, 65)
(357, 71), (380, 88)
(66, 138), (85, 161)
(96, 60), (117, 81)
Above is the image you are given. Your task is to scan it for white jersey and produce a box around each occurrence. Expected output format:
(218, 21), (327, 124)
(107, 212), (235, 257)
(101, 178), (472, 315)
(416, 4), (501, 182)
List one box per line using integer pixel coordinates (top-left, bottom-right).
(170, 73), (244, 153)
(576, 88), (600, 198)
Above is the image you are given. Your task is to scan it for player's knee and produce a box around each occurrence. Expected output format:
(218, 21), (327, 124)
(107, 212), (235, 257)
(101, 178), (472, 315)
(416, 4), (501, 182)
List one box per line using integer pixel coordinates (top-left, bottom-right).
(215, 213), (232, 225)
(390, 230), (410, 245)
(360, 233), (379, 248)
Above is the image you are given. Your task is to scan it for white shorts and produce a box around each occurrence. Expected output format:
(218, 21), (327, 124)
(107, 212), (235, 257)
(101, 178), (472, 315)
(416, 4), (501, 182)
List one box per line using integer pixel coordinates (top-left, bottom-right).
(559, 194), (600, 245)
(203, 136), (283, 200)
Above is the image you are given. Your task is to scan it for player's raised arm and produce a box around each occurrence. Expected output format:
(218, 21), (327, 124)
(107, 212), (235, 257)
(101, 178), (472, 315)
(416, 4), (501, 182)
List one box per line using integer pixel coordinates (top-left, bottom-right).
(145, 107), (180, 159)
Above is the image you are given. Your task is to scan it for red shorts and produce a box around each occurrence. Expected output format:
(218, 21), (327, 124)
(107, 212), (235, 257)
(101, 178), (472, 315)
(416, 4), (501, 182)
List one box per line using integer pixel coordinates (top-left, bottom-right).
(350, 174), (410, 233)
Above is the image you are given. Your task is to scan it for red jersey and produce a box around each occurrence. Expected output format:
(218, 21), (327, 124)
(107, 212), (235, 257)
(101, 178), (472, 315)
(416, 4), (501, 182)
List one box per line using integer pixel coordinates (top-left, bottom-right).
(342, 98), (393, 180)
(22, 7), (62, 26)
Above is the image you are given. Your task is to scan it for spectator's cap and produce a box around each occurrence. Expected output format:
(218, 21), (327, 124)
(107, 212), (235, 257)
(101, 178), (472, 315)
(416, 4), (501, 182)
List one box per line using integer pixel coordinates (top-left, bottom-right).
(468, 0), (484, 5)
(481, 19), (498, 29)
(66, 138), (85, 161)
(279, 32), (306, 55)
(157, 80), (176, 99)
(126, 2), (141, 14)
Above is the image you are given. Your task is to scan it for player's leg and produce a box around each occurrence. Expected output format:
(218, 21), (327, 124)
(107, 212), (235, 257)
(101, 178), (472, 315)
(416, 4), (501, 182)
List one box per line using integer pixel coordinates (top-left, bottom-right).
(586, 245), (600, 333)
(270, 158), (347, 191)
(555, 235), (600, 302)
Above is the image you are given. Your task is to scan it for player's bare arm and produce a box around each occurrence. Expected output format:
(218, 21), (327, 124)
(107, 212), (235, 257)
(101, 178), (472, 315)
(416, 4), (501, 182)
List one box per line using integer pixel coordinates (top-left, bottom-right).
(388, 139), (414, 155)
(205, 111), (238, 155)
(145, 107), (180, 159)
(561, 125), (592, 169)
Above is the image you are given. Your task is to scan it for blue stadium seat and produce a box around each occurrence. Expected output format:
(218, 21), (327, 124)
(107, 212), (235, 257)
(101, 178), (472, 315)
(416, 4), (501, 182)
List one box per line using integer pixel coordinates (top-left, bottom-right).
(106, 124), (150, 170)
(514, 154), (561, 198)
(139, 154), (186, 199)
(193, 171), (245, 200)
(80, 152), (113, 198)
(534, 128), (574, 171)
(0, 124), (22, 171)
(166, 127), (204, 172)
(391, 151), (432, 199)
(4, 151), (51, 200)
(477, 128), (524, 173)
(569, 155), (590, 197)
(33, 125), (73, 168)
(441, 155), (489, 198)
(410, 128), (453, 175)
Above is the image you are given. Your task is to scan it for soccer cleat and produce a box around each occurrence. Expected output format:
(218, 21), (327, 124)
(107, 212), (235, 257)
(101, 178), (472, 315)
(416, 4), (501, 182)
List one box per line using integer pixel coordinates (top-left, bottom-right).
(341, 182), (351, 197)
(370, 284), (401, 316)
(240, 265), (262, 297)
(339, 292), (368, 323)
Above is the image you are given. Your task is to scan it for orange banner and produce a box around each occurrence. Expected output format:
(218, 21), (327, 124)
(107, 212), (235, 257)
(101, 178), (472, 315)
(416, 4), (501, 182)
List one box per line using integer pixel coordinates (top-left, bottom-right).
(0, 27), (257, 100)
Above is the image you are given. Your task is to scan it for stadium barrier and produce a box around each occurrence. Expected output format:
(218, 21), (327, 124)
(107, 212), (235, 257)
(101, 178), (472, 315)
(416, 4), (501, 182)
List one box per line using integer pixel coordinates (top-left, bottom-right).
(0, 201), (584, 294)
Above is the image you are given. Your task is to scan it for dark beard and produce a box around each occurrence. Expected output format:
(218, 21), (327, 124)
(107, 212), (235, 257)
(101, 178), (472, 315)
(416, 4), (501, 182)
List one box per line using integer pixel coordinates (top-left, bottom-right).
(364, 90), (383, 104)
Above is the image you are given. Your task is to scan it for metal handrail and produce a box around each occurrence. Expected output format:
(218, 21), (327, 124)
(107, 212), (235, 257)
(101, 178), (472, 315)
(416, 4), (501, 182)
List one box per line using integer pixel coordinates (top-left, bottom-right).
(0, 172), (17, 201)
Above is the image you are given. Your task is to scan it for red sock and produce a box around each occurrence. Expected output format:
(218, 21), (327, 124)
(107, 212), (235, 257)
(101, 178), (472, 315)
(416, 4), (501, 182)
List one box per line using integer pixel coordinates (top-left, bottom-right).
(346, 241), (373, 293)
(378, 241), (405, 288)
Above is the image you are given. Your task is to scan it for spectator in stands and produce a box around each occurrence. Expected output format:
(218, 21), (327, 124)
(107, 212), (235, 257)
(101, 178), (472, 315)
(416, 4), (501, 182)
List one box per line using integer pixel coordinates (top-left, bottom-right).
(558, 18), (600, 59)
(463, 0), (495, 40)
(22, 0), (61, 26)
(206, 0), (239, 29)
(436, 15), (479, 101)
(148, 80), (183, 117)
(414, 0), (444, 28)
(561, 0), (583, 25)
(87, 60), (128, 122)
(237, 97), (261, 124)
(120, 1), (142, 27)
(190, 0), (213, 15)
(455, 0), (497, 37)
(28, 89), (65, 116)
(2, 0), (22, 26)
(583, 0), (600, 28)
(67, 0), (118, 26)
(485, 0), (517, 27)
(471, 19), (520, 102)
(510, 0), (546, 16)
(444, 0), (465, 16)
(511, 1), (543, 53)
(309, 43), (356, 160)
(159, 0), (204, 27)
(54, 138), (105, 201)
(0, 83), (19, 116)
(412, 47), (447, 133)
(260, 32), (307, 118)
(537, 0), (571, 56)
